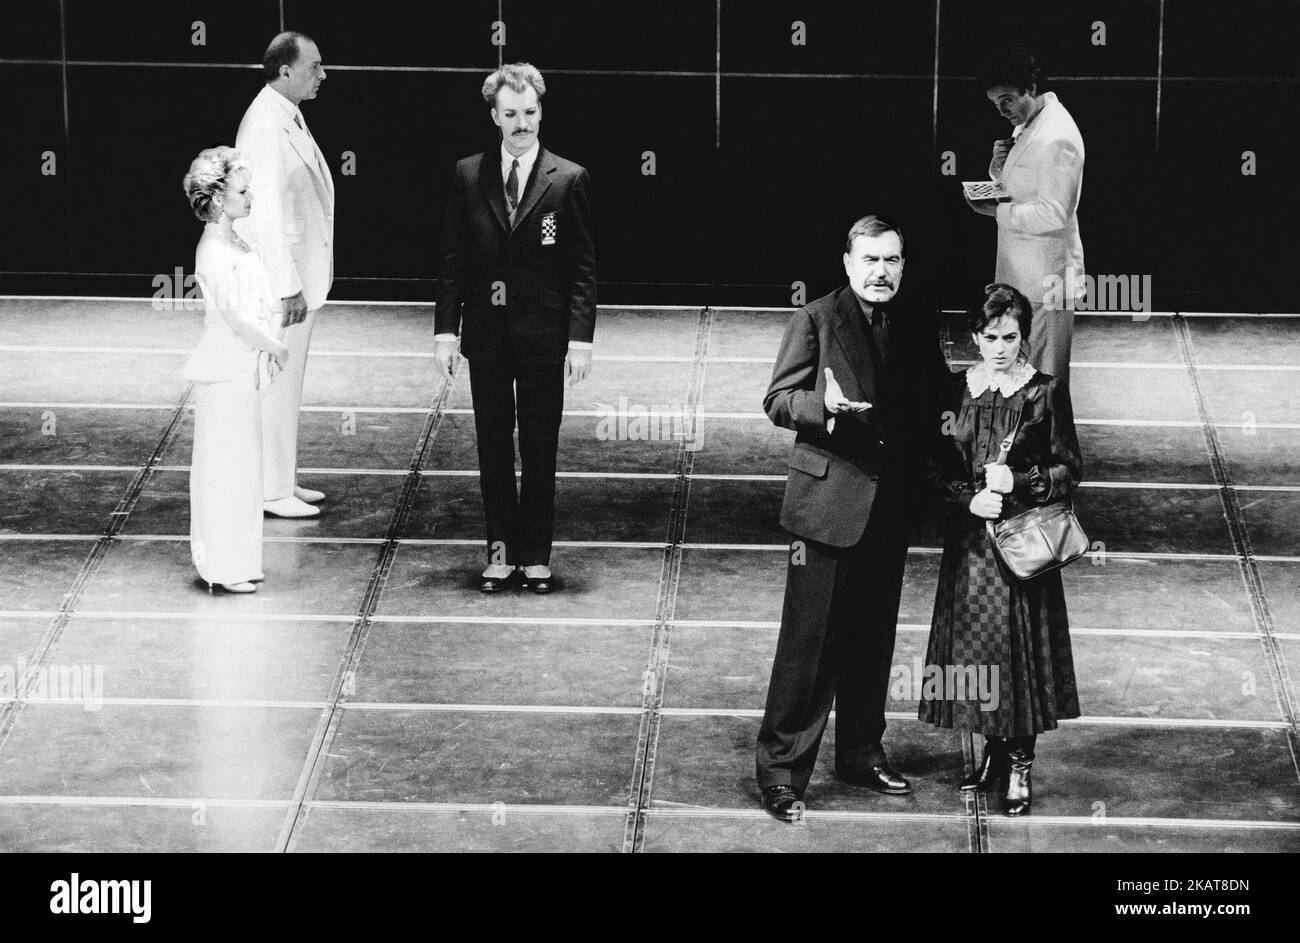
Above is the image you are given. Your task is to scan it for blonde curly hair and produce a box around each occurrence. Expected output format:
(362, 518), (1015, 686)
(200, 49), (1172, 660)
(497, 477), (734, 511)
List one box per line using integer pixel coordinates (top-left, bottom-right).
(182, 146), (250, 223)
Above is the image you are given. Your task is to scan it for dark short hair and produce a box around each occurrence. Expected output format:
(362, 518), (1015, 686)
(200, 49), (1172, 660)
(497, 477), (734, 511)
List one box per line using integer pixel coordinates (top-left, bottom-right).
(976, 46), (1045, 93)
(844, 214), (905, 257)
(969, 282), (1034, 338)
(263, 31), (315, 82)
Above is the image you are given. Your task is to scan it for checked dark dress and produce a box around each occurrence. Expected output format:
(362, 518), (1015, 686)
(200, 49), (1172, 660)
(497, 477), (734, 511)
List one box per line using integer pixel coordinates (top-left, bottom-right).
(918, 363), (1083, 737)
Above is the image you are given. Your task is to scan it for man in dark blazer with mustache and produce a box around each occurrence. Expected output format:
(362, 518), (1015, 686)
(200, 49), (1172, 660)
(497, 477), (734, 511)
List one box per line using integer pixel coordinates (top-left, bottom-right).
(757, 214), (946, 821)
(435, 62), (597, 594)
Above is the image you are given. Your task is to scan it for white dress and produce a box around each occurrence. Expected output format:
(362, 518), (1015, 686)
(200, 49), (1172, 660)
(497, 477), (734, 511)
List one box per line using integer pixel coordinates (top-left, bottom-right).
(183, 227), (281, 586)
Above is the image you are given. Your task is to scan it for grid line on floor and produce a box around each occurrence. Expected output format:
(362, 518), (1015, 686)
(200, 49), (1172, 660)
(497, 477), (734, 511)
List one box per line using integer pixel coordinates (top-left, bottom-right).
(1174, 318), (1300, 764)
(622, 306), (713, 853)
(0, 380), (194, 755)
(274, 358), (458, 853)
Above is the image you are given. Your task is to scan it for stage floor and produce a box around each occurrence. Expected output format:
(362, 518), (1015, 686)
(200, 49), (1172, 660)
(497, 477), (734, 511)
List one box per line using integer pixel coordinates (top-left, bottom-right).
(1, 298), (1298, 852)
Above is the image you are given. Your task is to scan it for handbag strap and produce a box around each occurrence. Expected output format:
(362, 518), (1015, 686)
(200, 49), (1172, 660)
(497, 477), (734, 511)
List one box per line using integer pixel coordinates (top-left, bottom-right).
(990, 407), (1025, 467)
(988, 397), (1074, 511)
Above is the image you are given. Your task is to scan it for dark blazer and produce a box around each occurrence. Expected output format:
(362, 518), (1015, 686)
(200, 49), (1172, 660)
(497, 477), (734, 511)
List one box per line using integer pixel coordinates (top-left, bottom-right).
(765, 285), (946, 548)
(435, 146), (597, 364)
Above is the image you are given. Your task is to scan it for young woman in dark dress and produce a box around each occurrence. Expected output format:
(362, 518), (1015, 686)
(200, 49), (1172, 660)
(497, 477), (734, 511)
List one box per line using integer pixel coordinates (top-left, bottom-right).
(919, 283), (1083, 815)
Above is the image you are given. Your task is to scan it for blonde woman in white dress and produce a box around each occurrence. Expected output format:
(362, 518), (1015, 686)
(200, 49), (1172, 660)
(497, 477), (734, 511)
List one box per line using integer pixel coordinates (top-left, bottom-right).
(181, 147), (289, 593)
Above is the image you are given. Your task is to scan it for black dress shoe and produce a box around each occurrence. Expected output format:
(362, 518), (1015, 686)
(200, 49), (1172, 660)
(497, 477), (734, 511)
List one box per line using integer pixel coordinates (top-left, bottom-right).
(524, 574), (555, 594)
(837, 761), (913, 795)
(479, 571), (518, 593)
(760, 784), (806, 822)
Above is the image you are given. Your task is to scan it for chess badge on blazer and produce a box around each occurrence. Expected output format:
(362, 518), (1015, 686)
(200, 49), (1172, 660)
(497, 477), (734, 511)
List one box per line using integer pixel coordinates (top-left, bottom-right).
(540, 212), (557, 245)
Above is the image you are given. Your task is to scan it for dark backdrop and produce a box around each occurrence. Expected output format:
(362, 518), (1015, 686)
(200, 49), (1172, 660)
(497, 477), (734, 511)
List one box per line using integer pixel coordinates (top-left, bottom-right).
(2, 0), (1297, 311)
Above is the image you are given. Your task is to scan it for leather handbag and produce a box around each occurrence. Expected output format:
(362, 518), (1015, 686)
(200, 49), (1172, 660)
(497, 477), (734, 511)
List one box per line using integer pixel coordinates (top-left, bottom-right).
(984, 420), (1090, 580)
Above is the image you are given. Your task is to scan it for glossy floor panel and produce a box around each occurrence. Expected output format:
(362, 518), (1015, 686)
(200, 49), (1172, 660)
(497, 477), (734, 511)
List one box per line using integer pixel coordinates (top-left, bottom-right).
(0, 350), (189, 405)
(375, 543), (665, 622)
(443, 359), (695, 414)
(661, 624), (1281, 723)
(404, 474), (674, 543)
(49, 615), (354, 702)
(1236, 491), (1300, 557)
(1001, 723), (1300, 822)
(1217, 426), (1300, 486)
(0, 406), (175, 466)
(985, 819), (1300, 853)
(162, 408), (428, 470)
(0, 539), (93, 610)
(1259, 562), (1300, 634)
(317, 708), (640, 806)
(641, 812), (972, 853)
(0, 703), (323, 799)
(0, 299), (203, 347)
(124, 469), (407, 540)
(292, 805), (626, 853)
(0, 617), (52, 675)
(1197, 371), (1300, 426)
(354, 621), (654, 707)
(76, 539), (376, 615)
(651, 714), (967, 815)
(0, 468), (134, 534)
(0, 802), (289, 853)
(1185, 317), (1300, 366)
(425, 411), (681, 474)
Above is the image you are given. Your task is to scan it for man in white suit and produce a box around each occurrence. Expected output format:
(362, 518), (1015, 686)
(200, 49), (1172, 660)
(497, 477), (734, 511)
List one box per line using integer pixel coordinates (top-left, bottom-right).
(235, 31), (335, 518)
(967, 47), (1084, 382)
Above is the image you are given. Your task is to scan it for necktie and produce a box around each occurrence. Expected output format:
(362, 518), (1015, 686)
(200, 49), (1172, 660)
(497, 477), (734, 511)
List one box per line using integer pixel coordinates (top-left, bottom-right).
(867, 308), (891, 409)
(871, 309), (890, 373)
(506, 159), (520, 218)
(293, 112), (329, 187)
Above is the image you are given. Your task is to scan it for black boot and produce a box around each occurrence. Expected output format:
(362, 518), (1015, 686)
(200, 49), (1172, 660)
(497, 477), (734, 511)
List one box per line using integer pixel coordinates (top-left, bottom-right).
(1002, 736), (1035, 816)
(959, 736), (1008, 792)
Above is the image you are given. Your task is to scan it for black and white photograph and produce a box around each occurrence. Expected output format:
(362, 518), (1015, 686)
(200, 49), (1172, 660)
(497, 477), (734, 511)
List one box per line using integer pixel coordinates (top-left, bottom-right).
(0, 0), (1296, 892)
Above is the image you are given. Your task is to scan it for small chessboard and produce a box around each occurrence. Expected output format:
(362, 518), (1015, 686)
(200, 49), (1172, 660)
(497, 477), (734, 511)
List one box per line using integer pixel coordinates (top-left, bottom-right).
(962, 180), (1010, 201)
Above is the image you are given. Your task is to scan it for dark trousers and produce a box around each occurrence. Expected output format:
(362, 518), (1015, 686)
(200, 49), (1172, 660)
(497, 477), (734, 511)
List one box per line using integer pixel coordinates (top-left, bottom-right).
(467, 350), (565, 567)
(756, 479), (910, 791)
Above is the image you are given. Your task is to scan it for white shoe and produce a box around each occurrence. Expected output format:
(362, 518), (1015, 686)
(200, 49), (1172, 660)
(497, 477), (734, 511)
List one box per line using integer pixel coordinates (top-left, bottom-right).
(218, 581), (257, 593)
(294, 485), (325, 504)
(263, 496), (321, 518)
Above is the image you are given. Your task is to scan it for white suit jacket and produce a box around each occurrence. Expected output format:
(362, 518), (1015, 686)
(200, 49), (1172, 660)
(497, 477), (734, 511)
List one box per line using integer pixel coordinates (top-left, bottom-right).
(989, 92), (1085, 308)
(234, 84), (335, 310)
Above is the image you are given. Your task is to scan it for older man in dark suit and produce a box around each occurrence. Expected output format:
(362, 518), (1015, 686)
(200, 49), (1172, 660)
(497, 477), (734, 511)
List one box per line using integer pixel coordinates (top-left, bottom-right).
(757, 215), (946, 821)
(435, 62), (597, 594)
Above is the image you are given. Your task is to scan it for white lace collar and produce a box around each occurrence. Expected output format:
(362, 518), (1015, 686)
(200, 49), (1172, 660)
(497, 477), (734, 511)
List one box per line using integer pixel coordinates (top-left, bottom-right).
(966, 358), (1037, 398)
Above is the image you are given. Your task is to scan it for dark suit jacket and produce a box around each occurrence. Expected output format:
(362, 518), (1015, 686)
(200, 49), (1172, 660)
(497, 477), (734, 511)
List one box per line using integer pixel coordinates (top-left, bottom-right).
(435, 145), (597, 365)
(765, 285), (946, 548)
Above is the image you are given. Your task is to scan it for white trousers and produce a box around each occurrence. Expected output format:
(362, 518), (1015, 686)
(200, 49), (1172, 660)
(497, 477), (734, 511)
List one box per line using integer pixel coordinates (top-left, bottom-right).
(261, 307), (316, 500)
(191, 374), (264, 585)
